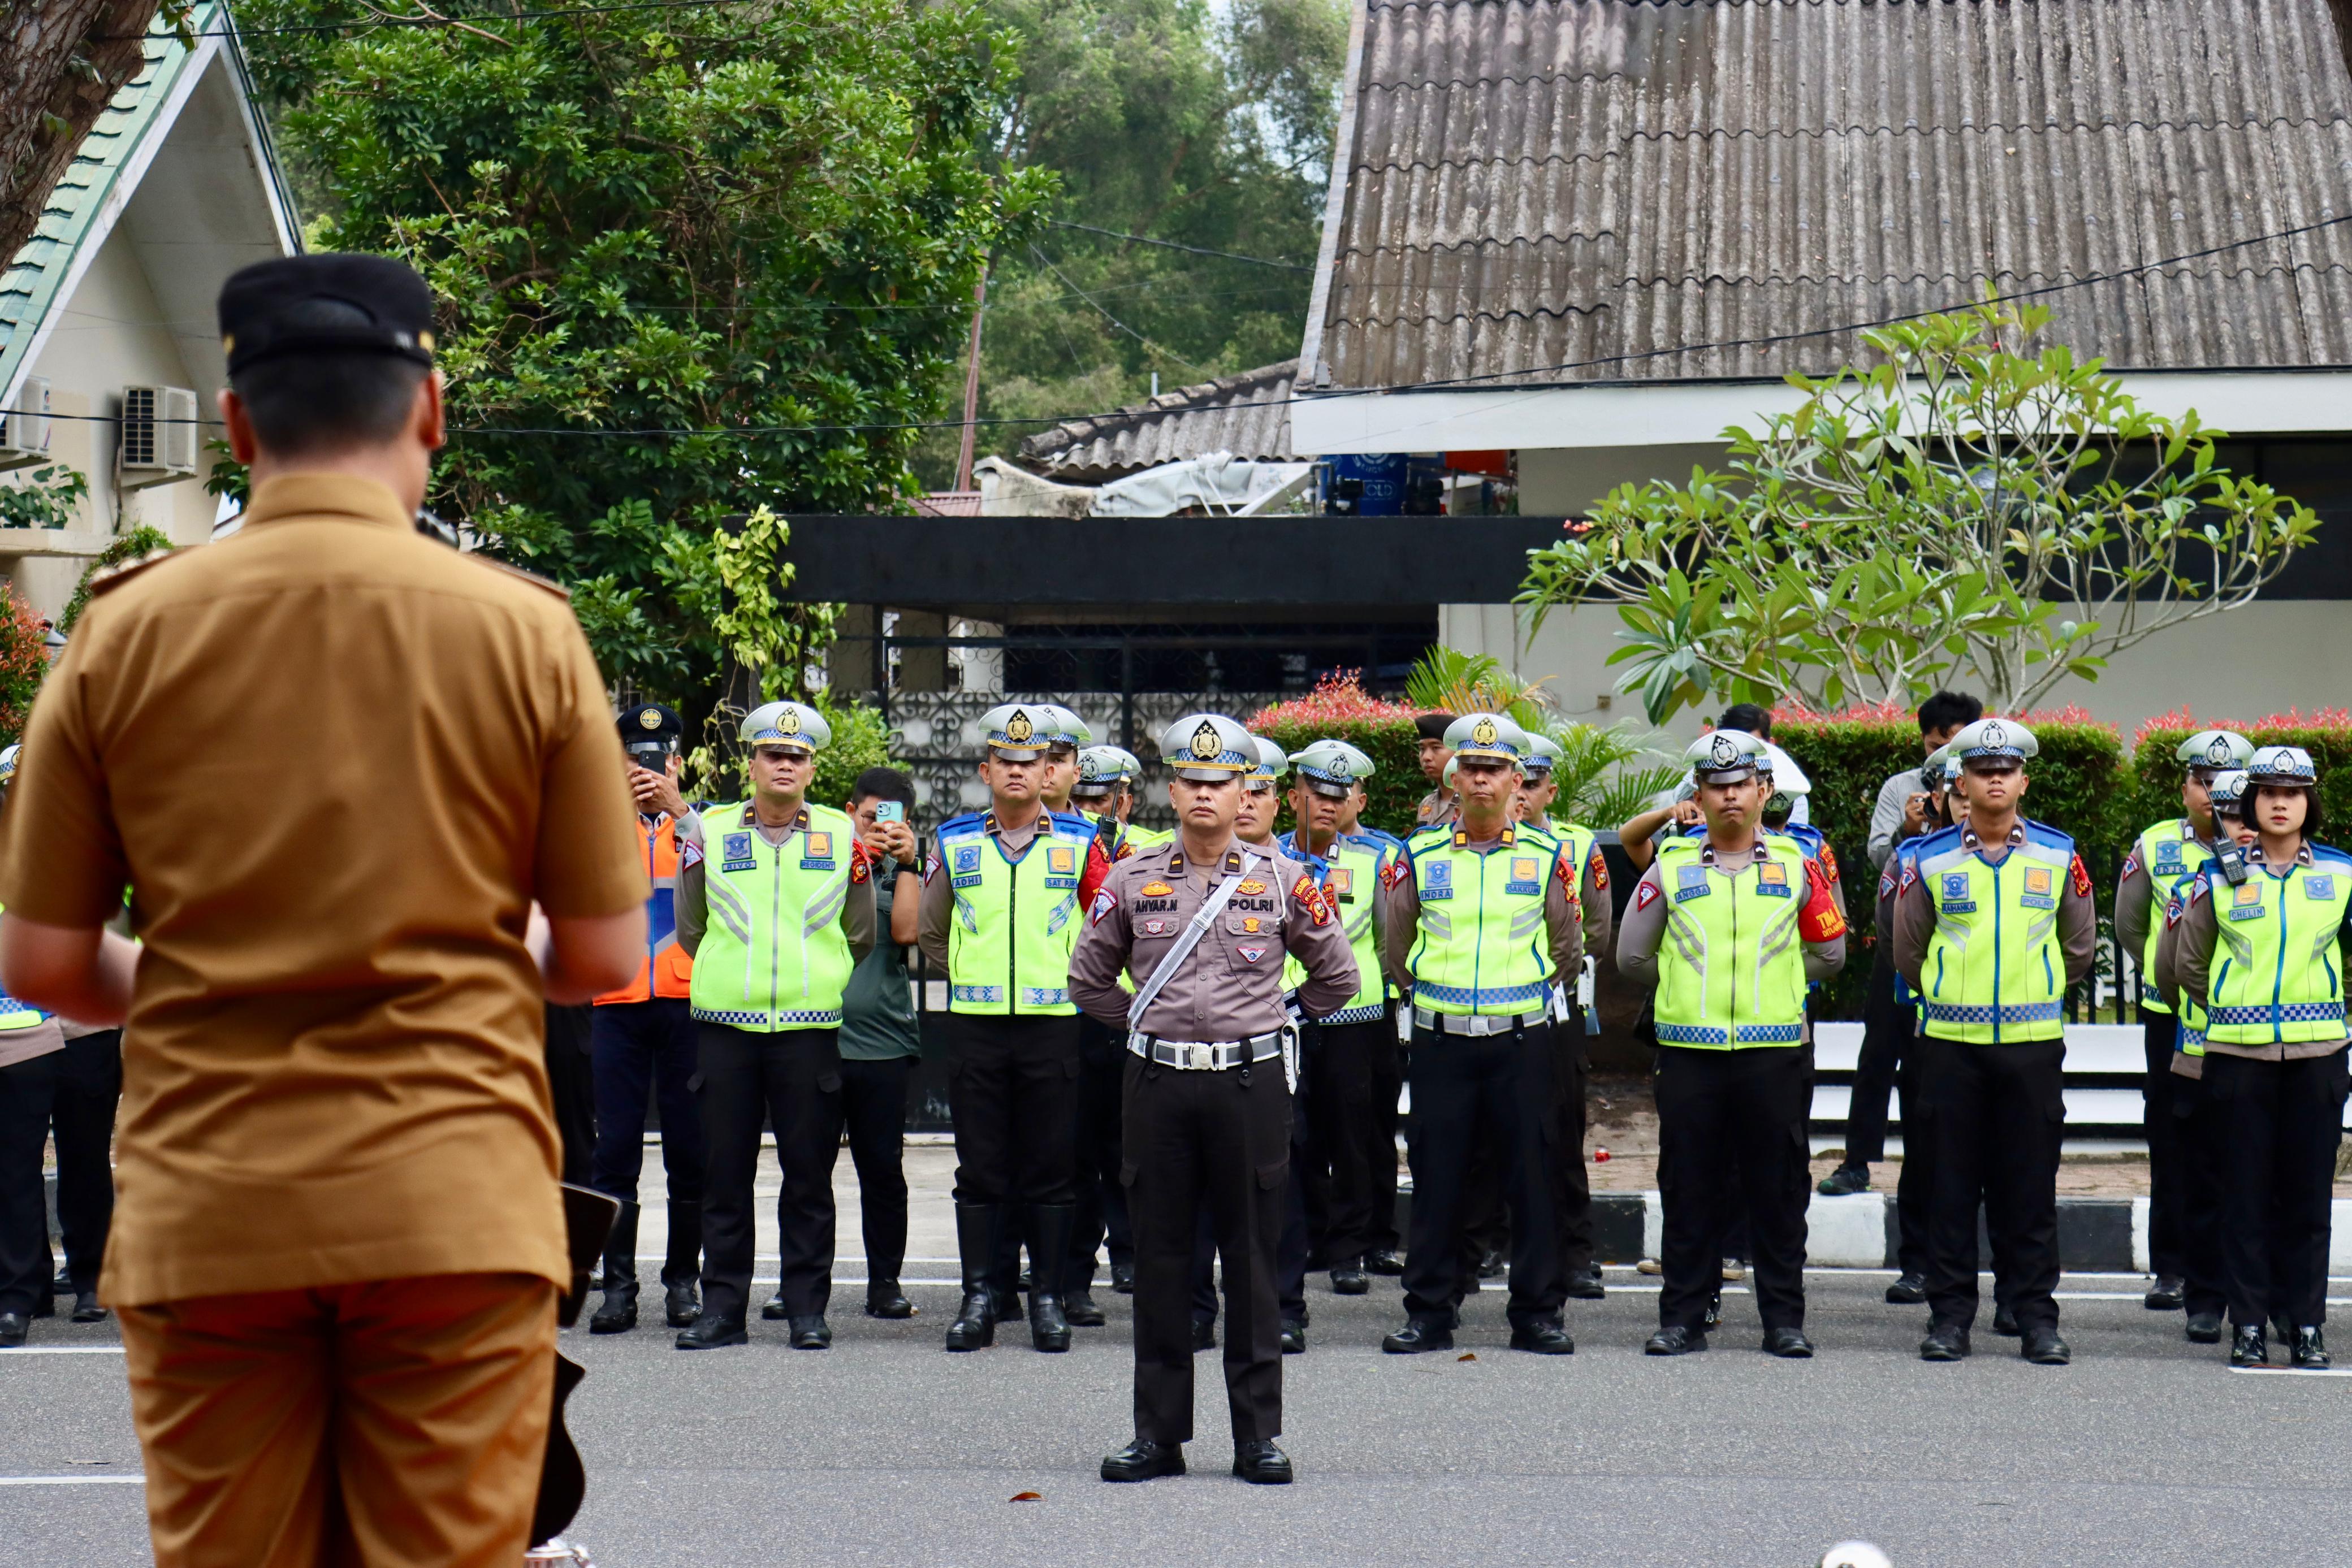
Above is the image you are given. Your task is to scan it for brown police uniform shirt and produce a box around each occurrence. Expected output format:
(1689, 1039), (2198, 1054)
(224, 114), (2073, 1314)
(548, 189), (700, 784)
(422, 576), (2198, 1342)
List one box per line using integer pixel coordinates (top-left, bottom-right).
(1068, 839), (1357, 1039)
(0, 474), (648, 1306)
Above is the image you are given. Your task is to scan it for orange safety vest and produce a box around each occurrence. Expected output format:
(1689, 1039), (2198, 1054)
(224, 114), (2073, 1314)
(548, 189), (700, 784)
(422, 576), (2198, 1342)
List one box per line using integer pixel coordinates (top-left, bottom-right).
(595, 814), (694, 1004)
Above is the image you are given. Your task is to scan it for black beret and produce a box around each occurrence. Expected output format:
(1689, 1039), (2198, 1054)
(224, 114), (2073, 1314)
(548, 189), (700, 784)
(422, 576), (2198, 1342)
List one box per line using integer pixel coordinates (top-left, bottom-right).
(619, 703), (683, 746)
(1414, 712), (1456, 742)
(218, 253), (436, 376)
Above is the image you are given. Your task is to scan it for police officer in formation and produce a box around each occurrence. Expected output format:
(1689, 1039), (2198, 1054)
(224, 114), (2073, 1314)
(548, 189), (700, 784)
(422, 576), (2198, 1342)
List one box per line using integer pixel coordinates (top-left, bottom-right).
(1616, 732), (1848, 1355)
(589, 703), (706, 1336)
(1069, 713), (1357, 1484)
(1067, 743), (1147, 1319)
(918, 703), (1097, 1353)
(675, 701), (876, 1350)
(1380, 712), (1583, 1355)
(2164, 746), (2351, 1368)
(1890, 718), (2096, 1365)
(1278, 740), (1393, 1296)
(2113, 729), (2255, 1325)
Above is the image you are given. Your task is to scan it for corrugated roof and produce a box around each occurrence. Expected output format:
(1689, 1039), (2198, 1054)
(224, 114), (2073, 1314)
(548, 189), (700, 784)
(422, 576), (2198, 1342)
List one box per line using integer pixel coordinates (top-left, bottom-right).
(0, 8), (224, 401)
(1306, 0), (2352, 389)
(1017, 361), (1302, 479)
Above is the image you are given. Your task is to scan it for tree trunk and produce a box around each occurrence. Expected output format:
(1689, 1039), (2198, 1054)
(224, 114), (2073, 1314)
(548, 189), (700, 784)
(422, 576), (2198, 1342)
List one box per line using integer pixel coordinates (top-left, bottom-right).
(0, 0), (167, 270)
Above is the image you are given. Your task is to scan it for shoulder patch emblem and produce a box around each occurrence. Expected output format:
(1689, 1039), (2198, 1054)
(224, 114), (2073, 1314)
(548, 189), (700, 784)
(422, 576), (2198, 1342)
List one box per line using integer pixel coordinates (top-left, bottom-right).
(1818, 843), (1840, 882)
(1587, 848), (1609, 891)
(1292, 874), (1333, 925)
(1382, 857), (1410, 890)
(849, 842), (872, 884)
(2069, 853), (2093, 899)
(1634, 880), (1661, 912)
(1087, 888), (1118, 926)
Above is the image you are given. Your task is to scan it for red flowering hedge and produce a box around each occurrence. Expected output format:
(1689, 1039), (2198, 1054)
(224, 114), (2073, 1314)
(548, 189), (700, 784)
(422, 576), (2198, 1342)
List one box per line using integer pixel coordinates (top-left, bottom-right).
(2126, 707), (2352, 834)
(0, 590), (48, 746)
(1249, 674), (1430, 834)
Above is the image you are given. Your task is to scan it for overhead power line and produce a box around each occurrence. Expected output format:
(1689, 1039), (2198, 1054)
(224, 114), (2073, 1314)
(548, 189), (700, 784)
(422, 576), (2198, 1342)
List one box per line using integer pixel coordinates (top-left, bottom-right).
(1039, 220), (1313, 274)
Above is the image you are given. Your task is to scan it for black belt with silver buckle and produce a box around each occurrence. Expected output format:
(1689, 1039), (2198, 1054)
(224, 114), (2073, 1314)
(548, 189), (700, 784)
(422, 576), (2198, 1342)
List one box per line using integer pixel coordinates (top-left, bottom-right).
(1128, 1031), (1286, 1071)
(1411, 1007), (1547, 1037)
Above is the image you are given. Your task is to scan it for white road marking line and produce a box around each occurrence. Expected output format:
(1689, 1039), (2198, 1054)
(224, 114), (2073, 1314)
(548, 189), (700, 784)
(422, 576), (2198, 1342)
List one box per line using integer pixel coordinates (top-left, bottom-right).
(0, 1347), (124, 1355)
(2227, 1366), (2352, 1378)
(0, 1476), (142, 1485)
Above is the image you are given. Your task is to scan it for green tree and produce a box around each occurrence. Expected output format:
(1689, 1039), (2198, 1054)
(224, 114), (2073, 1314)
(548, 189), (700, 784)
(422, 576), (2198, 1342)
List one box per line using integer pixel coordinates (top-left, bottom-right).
(241, 0), (1049, 709)
(918, 0), (1346, 482)
(1520, 300), (2324, 722)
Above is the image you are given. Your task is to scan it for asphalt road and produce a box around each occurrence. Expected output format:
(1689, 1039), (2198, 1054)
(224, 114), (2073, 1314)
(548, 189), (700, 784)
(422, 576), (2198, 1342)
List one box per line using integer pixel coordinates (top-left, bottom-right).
(7, 1267), (2351, 1567)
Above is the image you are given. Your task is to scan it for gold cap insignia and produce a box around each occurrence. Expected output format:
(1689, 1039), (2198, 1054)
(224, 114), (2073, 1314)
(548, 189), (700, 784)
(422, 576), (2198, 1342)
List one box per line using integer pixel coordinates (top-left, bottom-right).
(1472, 717), (1499, 746)
(778, 707), (801, 735)
(1190, 721), (1222, 760)
(1006, 708), (1035, 743)
(639, 708), (664, 730)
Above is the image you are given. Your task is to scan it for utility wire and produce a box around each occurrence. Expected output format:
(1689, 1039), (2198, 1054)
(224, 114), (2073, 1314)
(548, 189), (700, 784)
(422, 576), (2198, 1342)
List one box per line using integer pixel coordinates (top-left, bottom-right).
(29, 210), (2352, 438)
(101, 0), (767, 40)
(1040, 220), (1312, 274)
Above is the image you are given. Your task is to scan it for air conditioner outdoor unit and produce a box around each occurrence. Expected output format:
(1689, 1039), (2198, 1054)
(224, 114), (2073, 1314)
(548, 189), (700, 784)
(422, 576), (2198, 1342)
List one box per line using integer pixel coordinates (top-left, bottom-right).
(119, 385), (198, 488)
(0, 377), (50, 469)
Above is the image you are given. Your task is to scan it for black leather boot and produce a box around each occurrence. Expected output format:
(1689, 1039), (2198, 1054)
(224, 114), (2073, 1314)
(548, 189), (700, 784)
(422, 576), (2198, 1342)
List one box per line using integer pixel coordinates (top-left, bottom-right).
(590, 1201), (639, 1335)
(945, 1203), (1001, 1352)
(663, 1198), (702, 1327)
(1026, 1204), (1075, 1352)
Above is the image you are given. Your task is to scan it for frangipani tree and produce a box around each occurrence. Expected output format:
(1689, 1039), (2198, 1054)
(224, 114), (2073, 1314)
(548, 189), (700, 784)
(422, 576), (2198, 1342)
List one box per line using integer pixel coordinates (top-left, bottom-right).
(1519, 300), (2323, 723)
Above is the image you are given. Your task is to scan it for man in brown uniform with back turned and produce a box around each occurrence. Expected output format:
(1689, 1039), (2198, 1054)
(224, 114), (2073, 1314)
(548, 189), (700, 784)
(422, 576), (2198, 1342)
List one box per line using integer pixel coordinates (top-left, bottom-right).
(0, 254), (648, 1567)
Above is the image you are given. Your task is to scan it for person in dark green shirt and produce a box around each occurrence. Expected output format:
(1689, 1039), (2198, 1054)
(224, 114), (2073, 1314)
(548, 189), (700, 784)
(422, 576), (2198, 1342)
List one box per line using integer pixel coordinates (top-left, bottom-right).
(831, 768), (924, 1320)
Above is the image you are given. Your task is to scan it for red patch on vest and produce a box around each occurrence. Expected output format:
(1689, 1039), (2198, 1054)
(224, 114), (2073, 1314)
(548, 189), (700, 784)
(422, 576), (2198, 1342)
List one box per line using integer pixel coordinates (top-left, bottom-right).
(849, 842), (873, 883)
(2069, 852), (2093, 899)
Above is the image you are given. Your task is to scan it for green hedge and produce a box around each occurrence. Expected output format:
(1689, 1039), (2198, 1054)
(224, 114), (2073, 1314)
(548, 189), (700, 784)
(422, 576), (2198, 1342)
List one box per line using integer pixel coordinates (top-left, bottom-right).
(1774, 708), (2129, 1016)
(1247, 714), (1428, 839)
(2126, 711), (2352, 838)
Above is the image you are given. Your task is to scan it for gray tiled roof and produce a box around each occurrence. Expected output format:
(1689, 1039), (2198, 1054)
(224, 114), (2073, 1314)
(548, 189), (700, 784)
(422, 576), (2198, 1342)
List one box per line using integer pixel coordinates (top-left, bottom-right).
(1306, 0), (2352, 390)
(1016, 361), (1301, 479)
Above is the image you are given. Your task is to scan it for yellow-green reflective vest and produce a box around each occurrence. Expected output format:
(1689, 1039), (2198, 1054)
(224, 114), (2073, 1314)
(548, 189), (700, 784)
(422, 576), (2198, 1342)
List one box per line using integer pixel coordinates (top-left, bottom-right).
(1915, 820), (2078, 1044)
(0, 903), (44, 1030)
(1279, 830), (1390, 1023)
(1650, 835), (1812, 1047)
(2200, 844), (2352, 1047)
(937, 809), (1091, 1016)
(1403, 820), (1560, 1016)
(690, 802), (860, 1032)
(2130, 820), (2218, 1016)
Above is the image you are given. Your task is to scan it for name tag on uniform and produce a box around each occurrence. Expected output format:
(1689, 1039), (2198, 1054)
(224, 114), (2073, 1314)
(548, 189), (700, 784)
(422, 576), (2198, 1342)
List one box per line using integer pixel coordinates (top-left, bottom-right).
(2306, 875), (2336, 900)
(1676, 866), (1711, 902)
(1326, 866), (1354, 903)
(801, 830), (835, 870)
(2020, 865), (2055, 911)
(721, 831), (757, 872)
(1506, 856), (1541, 896)
(1044, 845), (1078, 889)
(1940, 870), (1976, 914)
(2230, 881), (2267, 921)
(2154, 846), (2185, 876)
(1423, 862), (1454, 901)
(952, 843), (983, 888)
(1755, 861), (1791, 898)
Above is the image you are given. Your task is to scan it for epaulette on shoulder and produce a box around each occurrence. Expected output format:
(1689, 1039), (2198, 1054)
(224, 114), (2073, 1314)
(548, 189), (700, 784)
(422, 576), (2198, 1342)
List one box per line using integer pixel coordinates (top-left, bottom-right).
(85, 545), (186, 598)
(1048, 810), (1094, 839)
(2023, 818), (2076, 851)
(1516, 818), (1560, 849)
(935, 811), (984, 839)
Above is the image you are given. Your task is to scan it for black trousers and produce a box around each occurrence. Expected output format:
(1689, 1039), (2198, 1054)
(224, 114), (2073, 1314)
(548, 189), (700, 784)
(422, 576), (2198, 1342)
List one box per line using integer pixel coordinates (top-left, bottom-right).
(1403, 1022), (1565, 1325)
(1193, 1045), (1312, 1325)
(1070, 1016), (1132, 1287)
(1846, 957), (1906, 1165)
(1918, 1036), (2066, 1333)
(2203, 1049), (2350, 1329)
(2141, 1012), (2193, 1281)
(1654, 1045), (1811, 1332)
(838, 1056), (914, 1285)
(1307, 1025), (1392, 1269)
(1125, 1052), (1290, 1446)
(1549, 1020), (1594, 1278)
(697, 1024), (842, 1322)
(1892, 1029), (1931, 1278)
(590, 998), (704, 1286)
(0, 1048), (62, 1315)
(544, 1003), (598, 1186)
(2173, 1066), (2230, 1321)
(49, 1031), (120, 1294)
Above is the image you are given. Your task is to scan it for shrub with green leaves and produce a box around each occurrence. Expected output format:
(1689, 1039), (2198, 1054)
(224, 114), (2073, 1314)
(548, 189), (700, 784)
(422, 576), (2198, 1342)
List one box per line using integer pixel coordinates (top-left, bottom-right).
(2125, 708), (2352, 841)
